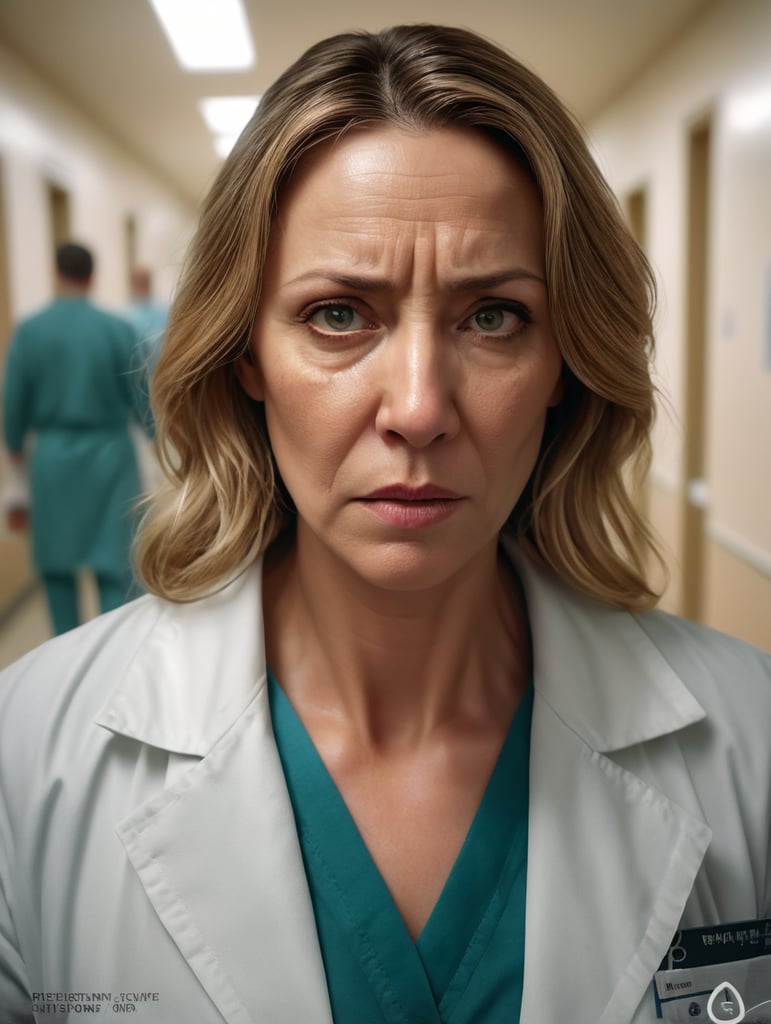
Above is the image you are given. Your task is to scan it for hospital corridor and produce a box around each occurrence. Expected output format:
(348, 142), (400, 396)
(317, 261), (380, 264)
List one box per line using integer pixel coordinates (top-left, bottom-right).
(1, 0), (771, 668)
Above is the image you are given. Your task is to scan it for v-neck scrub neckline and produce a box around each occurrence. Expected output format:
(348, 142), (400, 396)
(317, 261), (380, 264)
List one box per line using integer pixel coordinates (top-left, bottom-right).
(268, 671), (532, 1024)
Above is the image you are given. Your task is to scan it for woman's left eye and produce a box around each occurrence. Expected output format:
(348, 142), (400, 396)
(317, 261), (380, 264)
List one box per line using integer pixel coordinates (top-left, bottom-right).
(463, 303), (531, 338)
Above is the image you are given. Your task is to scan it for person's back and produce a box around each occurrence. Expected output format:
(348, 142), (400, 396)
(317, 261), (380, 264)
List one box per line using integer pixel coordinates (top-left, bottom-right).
(15, 295), (140, 430)
(3, 242), (147, 634)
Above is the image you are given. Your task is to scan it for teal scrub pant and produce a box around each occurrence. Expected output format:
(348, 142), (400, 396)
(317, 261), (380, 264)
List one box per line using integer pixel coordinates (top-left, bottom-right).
(42, 571), (135, 635)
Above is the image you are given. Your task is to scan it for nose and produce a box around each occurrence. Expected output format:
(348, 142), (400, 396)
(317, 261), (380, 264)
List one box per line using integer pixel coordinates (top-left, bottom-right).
(374, 324), (461, 449)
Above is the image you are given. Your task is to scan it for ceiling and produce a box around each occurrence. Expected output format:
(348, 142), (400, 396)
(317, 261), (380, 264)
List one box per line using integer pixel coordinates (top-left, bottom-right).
(0, 0), (716, 208)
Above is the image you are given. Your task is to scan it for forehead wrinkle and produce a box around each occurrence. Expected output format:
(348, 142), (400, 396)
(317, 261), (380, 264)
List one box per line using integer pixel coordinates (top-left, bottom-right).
(279, 218), (544, 292)
(343, 160), (521, 195)
(321, 190), (517, 223)
(272, 136), (546, 286)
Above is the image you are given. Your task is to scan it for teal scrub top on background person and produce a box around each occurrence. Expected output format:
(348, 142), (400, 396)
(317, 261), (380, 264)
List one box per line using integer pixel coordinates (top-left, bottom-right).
(124, 297), (168, 432)
(269, 671), (533, 1024)
(3, 295), (146, 575)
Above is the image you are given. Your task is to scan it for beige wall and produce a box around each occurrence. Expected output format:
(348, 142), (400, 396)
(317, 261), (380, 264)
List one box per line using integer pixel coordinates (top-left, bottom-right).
(0, 41), (195, 329)
(705, 538), (771, 651)
(589, 0), (771, 651)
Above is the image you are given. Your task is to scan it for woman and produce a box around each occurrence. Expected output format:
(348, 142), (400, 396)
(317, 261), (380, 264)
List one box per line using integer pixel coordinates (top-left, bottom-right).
(1, 25), (769, 1024)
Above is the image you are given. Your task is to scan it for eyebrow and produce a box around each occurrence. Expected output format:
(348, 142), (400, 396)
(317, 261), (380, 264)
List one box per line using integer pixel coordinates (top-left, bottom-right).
(447, 269), (546, 290)
(283, 268), (546, 291)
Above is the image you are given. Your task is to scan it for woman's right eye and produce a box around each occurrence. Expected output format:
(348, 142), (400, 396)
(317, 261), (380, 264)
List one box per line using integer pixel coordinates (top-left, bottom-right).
(304, 303), (372, 334)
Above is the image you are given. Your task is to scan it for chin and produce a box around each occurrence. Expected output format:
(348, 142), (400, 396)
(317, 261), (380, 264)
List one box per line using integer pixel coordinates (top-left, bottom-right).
(340, 540), (482, 594)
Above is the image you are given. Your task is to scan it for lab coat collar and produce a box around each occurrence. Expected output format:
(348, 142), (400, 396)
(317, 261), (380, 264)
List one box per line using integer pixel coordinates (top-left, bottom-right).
(96, 546), (706, 757)
(505, 547), (711, 1022)
(95, 562), (266, 755)
(507, 542), (707, 752)
(97, 562), (336, 1021)
(115, 681), (335, 1024)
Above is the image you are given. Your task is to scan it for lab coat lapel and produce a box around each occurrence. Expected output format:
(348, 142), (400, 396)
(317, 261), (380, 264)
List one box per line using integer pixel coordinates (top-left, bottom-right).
(521, 696), (711, 1023)
(115, 680), (333, 1024)
(99, 562), (333, 1024)
(514, 552), (712, 1023)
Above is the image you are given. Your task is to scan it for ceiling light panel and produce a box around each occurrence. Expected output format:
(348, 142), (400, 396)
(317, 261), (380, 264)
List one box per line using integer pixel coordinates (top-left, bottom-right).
(213, 135), (240, 159)
(199, 96), (261, 134)
(148, 0), (255, 71)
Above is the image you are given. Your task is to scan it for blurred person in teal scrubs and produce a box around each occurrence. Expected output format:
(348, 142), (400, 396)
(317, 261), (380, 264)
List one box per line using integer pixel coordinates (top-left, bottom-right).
(124, 264), (167, 431)
(124, 264), (167, 486)
(3, 242), (147, 634)
(125, 265), (168, 364)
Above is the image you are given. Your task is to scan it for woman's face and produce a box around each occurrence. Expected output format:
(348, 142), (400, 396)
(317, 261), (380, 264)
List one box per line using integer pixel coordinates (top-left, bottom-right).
(240, 125), (563, 591)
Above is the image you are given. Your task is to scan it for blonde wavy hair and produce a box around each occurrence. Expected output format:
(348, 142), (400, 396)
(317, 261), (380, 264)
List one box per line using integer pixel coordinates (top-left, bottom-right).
(136, 23), (663, 608)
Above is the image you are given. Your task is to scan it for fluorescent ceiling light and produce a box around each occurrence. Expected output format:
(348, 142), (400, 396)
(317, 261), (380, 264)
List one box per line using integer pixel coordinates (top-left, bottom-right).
(200, 97), (261, 161)
(213, 135), (239, 159)
(148, 0), (255, 71)
(727, 86), (771, 133)
(199, 96), (260, 135)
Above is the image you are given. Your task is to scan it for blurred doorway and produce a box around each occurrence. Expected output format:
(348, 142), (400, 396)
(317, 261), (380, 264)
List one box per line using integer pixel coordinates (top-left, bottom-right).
(0, 160), (11, 362)
(47, 181), (71, 258)
(124, 212), (137, 293)
(625, 185), (648, 250)
(624, 184), (651, 522)
(682, 116), (712, 622)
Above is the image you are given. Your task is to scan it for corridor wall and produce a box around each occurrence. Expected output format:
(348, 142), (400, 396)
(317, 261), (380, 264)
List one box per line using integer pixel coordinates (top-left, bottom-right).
(589, 0), (771, 649)
(0, 40), (195, 339)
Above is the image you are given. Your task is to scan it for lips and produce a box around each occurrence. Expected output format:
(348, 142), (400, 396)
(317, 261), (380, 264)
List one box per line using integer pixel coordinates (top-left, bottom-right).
(362, 484), (462, 502)
(358, 484), (463, 529)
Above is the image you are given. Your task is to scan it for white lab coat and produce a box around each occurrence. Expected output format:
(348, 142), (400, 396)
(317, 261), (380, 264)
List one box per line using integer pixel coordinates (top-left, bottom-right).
(0, 548), (769, 1023)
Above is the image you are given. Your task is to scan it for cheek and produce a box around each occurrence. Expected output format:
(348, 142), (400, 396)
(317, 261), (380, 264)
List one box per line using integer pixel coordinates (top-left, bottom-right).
(492, 408), (549, 482)
(261, 373), (361, 492)
(264, 394), (321, 471)
(475, 366), (558, 452)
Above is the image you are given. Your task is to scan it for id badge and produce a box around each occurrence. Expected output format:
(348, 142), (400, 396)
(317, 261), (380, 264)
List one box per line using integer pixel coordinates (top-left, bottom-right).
(654, 919), (771, 1022)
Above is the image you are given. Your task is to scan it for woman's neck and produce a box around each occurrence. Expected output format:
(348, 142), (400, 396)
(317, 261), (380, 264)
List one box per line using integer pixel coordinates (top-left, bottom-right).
(261, 529), (530, 751)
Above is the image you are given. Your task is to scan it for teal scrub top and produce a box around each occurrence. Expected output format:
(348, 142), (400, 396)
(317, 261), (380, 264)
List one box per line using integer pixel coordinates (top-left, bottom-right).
(3, 297), (145, 574)
(269, 671), (532, 1024)
(124, 299), (168, 431)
